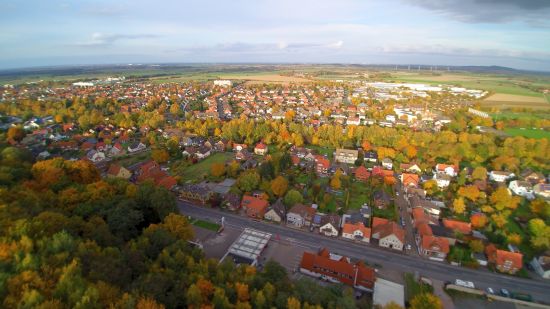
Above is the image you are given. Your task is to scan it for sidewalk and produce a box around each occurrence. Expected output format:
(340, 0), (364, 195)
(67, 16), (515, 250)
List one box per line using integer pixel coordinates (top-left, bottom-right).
(432, 279), (455, 309)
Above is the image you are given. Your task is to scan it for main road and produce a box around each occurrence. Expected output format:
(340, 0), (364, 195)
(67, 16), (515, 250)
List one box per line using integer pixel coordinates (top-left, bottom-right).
(178, 201), (550, 303)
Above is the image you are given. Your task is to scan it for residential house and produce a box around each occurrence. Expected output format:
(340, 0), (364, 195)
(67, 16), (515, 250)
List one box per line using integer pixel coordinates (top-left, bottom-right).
(365, 151), (378, 163)
(264, 199), (286, 223)
(335, 149), (359, 164)
(520, 169), (545, 185)
(254, 142), (268, 155)
(433, 172), (451, 188)
(221, 193), (241, 211)
(489, 171), (515, 183)
(531, 255), (550, 279)
(319, 214), (341, 237)
(195, 146), (211, 160)
(372, 217), (405, 251)
(533, 183), (550, 200)
(400, 163), (422, 174)
(300, 248), (376, 291)
(109, 143), (125, 156)
(509, 180), (534, 199)
(419, 235), (450, 261)
(180, 184), (214, 204)
(342, 222), (371, 243)
(287, 204), (316, 228)
(242, 195), (269, 218)
(373, 190), (391, 209)
(382, 158), (393, 170)
(435, 163), (458, 177)
(233, 143), (248, 152)
(400, 173), (420, 187)
(355, 165), (371, 182)
(442, 219), (472, 235)
(315, 155), (330, 176)
(128, 142), (146, 153)
(486, 245), (523, 274)
(86, 150), (106, 163)
(106, 164), (132, 180)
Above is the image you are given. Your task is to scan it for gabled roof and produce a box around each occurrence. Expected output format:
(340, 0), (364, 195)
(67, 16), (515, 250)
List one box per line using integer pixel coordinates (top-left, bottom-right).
(442, 219), (472, 235)
(372, 217), (405, 243)
(241, 195), (269, 212)
(342, 222), (371, 238)
(421, 235), (450, 254)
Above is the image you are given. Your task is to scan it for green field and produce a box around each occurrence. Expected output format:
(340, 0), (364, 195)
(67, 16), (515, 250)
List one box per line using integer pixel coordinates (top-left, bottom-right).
(504, 128), (550, 139)
(179, 152), (233, 183)
(190, 218), (220, 231)
(382, 72), (548, 98)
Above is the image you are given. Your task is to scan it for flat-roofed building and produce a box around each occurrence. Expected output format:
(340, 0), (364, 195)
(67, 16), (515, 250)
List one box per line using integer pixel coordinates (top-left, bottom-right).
(221, 228), (271, 266)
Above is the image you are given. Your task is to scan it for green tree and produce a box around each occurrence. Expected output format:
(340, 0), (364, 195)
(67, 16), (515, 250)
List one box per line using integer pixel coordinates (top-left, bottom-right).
(284, 189), (303, 208)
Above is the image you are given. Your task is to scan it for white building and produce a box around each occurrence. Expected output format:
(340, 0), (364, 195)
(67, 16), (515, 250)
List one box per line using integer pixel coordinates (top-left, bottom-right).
(509, 180), (534, 199)
(213, 80), (232, 87)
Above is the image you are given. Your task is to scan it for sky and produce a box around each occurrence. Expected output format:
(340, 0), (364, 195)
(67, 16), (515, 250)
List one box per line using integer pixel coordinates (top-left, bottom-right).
(1, 0), (549, 71)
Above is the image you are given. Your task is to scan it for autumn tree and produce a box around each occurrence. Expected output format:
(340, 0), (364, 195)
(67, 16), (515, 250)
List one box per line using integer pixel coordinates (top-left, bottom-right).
(7, 127), (25, 142)
(530, 198), (550, 220)
(471, 166), (487, 181)
(330, 170), (342, 190)
(452, 198), (466, 214)
(468, 240), (484, 253)
(457, 186), (481, 202)
(151, 149), (169, 164)
(211, 163), (226, 178)
(410, 293), (442, 309)
(490, 187), (520, 211)
(470, 214), (488, 229)
(271, 176), (289, 197)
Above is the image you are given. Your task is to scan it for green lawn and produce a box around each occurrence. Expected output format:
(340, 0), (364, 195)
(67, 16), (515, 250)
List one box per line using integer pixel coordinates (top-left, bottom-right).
(179, 152), (233, 183)
(504, 128), (550, 139)
(114, 150), (151, 168)
(348, 182), (371, 210)
(190, 218), (220, 231)
(308, 145), (335, 159)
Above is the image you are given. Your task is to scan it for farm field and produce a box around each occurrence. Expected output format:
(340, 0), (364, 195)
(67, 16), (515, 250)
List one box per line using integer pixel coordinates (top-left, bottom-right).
(384, 71), (549, 98)
(221, 74), (312, 84)
(504, 128), (550, 139)
(481, 93), (550, 110)
(483, 93), (547, 103)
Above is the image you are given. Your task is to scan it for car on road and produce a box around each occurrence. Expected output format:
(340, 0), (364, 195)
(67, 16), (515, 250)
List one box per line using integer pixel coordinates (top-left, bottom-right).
(486, 287), (495, 294)
(401, 218), (406, 227)
(406, 244), (412, 250)
(500, 288), (510, 298)
(396, 192), (399, 196)
(455, 279), (475, 289)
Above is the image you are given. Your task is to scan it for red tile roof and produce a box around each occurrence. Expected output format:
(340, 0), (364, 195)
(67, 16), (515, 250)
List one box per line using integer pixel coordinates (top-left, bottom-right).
(372, 217), (405, 243)
(343, 222), (371, 239)
(355, 165), (370, 181)
(421, 235), (450, 254)
(443, 219), (472, 235)
(401, 173), (419, 187)
(300, 248), (375, 290)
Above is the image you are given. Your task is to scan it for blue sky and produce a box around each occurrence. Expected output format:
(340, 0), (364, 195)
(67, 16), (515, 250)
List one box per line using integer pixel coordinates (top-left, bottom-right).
(1, 0), (549, 70)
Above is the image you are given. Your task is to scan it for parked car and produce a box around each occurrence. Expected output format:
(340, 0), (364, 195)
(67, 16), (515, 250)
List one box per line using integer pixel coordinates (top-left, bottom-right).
(500, 288), (510, 298)
(455, 279), (475, 289)
(511, 292), (532, 302)
(486, 287), (495, 294)
(406, 244), (412, 250)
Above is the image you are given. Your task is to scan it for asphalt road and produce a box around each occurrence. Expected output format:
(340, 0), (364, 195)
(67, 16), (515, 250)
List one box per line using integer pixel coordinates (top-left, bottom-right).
(178, 201), (550, 303)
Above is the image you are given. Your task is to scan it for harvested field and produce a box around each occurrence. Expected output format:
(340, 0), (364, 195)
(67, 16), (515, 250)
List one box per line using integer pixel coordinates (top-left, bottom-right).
(222, 74), (312, 84)
(482, 93), (550, 110)
(484, 93), (547, 103)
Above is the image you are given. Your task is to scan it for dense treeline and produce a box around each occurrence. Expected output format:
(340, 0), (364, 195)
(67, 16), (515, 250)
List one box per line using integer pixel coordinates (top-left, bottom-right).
(0, 150), (362, 308)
